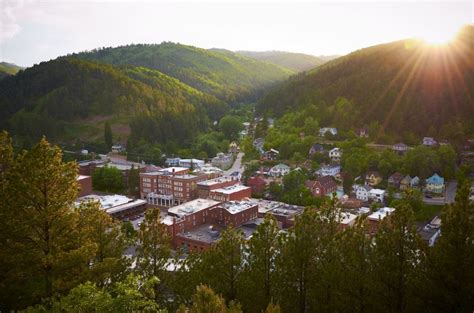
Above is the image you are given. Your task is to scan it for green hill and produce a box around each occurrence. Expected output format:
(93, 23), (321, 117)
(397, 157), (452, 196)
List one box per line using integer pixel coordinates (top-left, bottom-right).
(74, 42), (293, 102)
(258, 26), (474, 139)
(0, 62), (24, 79)
(236, 50), (326, 71)
(0, 58), (227, 146)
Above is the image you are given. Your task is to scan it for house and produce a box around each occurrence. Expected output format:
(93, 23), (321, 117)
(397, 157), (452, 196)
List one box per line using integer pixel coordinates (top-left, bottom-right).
(400, 175), (412, 191)
(418, 216), (442, 247)
(365, 171), (383, 186)
(319, 127), (338, 137)
(165, 157), (181, 167)
(316, 164), (341, 177)
(263, 148), (279, 161)
(367, 207), (395, 234)
(309, 144), (324, 156)
(369, 188), (386, 203)
(179, 159), (205, 170)
(423, 137), (437, 146)
(357, 127), (369, 138)
(253, 138), (265, 154)
(425, 173), (445, 194)
(246, 176), (267, 194)
(329, 147), (342, 162)
(355, 185), (372, 202)
(410, 176), (420, 188)
(305, 176), (338, 197)
(228, 141), (239, 154)
(338, 212), (358, 229)
(211, 153), (233, 170)
(269, 164), (291, 177)
(388, 172), (404, 189)
(111, 144), (126, 154)
(392, 142), (409, 154)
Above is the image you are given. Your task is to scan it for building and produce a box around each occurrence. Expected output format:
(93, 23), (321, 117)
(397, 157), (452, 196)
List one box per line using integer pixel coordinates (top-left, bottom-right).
(309, 144), (324, 156)
(423, 137), (437, 146)
(355, 184), (372, 202)
(269, 164), (291, 177)
(305, 176), (338, 197)
(357, 128), (369, 138)
(400, 175), (412, 191)
(193, 164), (224, 179)
(211, 153), (234, 170)
(329, 147), (342, 162)
(196, 176), (240, 199)
(319, 127), (338, 137)
(165, 157), (181, 167)
(367, 207), (395, 234)
(229, 141), (239, 154)
(392, 142), (409, 154)
(263, 149), (279, 161)
(111, 144), (126, 154)
(365, 171), (383, 186)
(338, 212), (358, 229)
(249, 198), (304, 228)
(418, 216), (441, 247)
(209, 185), (252, 202)
(77, 175), (92, 197)
(179, 158), (205, 170)
(253, 138), (265, 154)
(369, 188), (386, 203)
(140, 167), (207, 206)
(316, 164), (341, 177)
(425, 173), (445, 194)
(246, 176), (267, 195)
(76, 194), (147, 220)
(410, 176), (420, 188)
(388, 172), (404, 189)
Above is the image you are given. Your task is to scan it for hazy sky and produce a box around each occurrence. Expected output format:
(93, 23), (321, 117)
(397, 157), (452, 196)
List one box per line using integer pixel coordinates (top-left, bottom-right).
(1, 0), (472, 67)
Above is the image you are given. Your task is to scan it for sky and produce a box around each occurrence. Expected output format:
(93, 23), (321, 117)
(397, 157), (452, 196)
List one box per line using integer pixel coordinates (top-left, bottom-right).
(0, 0), (472, 67)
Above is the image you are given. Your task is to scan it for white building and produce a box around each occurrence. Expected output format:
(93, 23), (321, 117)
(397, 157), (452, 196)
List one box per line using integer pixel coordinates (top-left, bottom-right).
(368, 188), (386, 203)
(368, 207), (395, 221)
(316, 164), (341, 177)
(179, 158), (205, 169)
(211, 152), (233, 170)
(355, 185), (372, 201)
(269, 164), (291, 177)
(319, 127), (338, 137)
(329, 147), (342, 162)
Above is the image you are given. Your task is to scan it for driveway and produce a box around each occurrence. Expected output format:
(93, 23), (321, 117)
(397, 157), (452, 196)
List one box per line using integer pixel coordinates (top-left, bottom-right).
(224, 152), (245, 176)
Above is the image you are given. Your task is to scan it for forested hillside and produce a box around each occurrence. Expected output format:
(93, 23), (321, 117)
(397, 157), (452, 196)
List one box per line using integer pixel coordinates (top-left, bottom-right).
(0, 58), (227, 147)
(0, 62), (23, 79)
(236, 50), (326, 71)
(258, 26), (474, 139)
(74, 43), (293, 102)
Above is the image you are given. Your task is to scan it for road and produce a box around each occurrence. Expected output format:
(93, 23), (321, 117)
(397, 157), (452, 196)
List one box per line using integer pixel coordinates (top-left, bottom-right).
(224, 152), (245, 176)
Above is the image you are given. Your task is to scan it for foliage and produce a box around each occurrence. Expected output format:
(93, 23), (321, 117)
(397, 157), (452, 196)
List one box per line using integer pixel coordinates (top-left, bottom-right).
(237, 50), (326, 71)
(104, 121), (113, 151)
(219, 115), (243, 141)
(92, 166), (124, 193)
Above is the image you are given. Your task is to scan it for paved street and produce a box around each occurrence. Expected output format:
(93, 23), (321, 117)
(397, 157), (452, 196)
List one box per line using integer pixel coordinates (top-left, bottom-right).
(224, 152), (245, 176)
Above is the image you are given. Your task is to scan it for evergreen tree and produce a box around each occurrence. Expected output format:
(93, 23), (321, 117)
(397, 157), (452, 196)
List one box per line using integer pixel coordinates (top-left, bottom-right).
(104, 121), (113, 151)
(423, 179), (474, 312)
(135, 208), (172, 305)
(0, 137), (96, 310)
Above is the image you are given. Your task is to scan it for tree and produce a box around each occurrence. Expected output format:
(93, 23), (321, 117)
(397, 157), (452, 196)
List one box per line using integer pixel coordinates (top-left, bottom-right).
(0, 137), (96, 310)
(178, 285), (242, 313)
(240, 215), (281, 312)
(128, 165), (140, 197)
(219, 116), (243, 141)
(423, 179), (474, 312)
(135, 209), (172, 305)
(104, 121), (113, 151)
(92, 166), (124, 193)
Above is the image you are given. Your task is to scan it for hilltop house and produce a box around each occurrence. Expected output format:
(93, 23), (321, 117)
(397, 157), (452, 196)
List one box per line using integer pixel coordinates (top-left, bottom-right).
(392, 142), (409, 154)
(369, 189), (386, 203)
(357, 127), (369, 138)
(329, 147), (342, 162)
(425, 173), (445, 194)
(400, 175), (412, 191)
(410, 176), (420, 188)
(305, 176), (338, 197)
(269, 164), (291, 177)
(388, 172), (404, 189)
(365, 171), (383, 186)
(228, 141), (239, 154)
(423, 137), (437, 147)
(355, 184), (372, 202)
(309, 144), (324, 156)
(263, 148), (279, 161)
(319, 127), (338, 137)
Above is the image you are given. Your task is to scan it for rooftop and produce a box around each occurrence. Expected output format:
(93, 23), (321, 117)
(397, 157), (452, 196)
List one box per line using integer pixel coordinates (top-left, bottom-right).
(220, 200), (256, 214)
(368, 207), (395, 221)
(248, 198), (304, 217)
(339, 212), (358, 225)
(212, 185), (251, 195)
(369, 188), (385, 195)
(168, 198), (220, 217)
(197, 176), (236, 187)
(76, 194), (146, 215)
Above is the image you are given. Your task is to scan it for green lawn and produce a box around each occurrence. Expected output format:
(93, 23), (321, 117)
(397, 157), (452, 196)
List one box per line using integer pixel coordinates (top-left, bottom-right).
(415, 204), (442, 222)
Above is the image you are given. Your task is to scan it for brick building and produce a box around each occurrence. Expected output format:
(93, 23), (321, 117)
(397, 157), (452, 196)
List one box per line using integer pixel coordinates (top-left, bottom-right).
(195, 176), (239, 199)
(209, 185), (252, 202)
(305, 176), (337, 197)
(77, 175), (92, 197)
(246, 176), (267, 194)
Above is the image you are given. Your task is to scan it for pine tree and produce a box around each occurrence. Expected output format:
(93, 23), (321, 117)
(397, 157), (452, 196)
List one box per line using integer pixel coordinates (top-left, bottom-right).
(135, 208), (171, 305)
(240, 215), (281, 312)
(104, 121), (113, 151)
(423, 179), (474, 312)
(0, 137), (96, 310)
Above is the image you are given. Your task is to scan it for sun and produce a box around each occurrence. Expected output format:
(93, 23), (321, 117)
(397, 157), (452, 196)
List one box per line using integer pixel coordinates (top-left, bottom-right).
(418, 24), (461, 46)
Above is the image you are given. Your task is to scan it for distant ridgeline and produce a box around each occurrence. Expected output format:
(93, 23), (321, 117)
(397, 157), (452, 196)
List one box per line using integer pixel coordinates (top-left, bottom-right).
(258, 25), (474, 140)
(0, 43), (295, 148)
(0, 62), (24, 80)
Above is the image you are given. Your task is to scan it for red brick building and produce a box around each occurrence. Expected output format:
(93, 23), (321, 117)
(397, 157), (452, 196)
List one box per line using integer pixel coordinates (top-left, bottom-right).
(246, 176), (267, 195)
(209, 185), (252, 202)
(305, 176), (337, 197)
(196, 176), (239, 199)
(77, 175), (92, 197)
